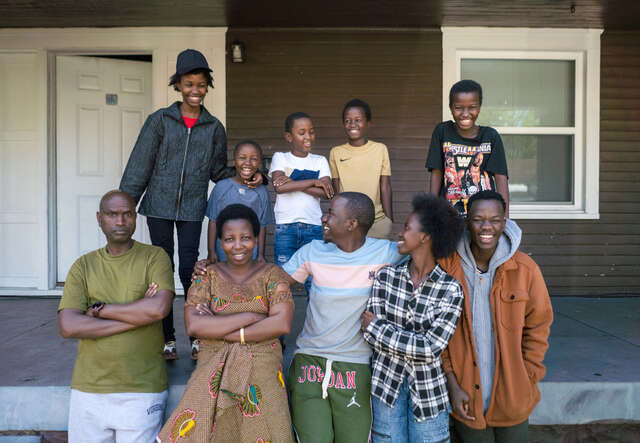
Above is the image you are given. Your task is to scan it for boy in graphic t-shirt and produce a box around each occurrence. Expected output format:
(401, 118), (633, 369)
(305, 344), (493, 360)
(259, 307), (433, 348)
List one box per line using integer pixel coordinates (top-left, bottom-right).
(426, 80), (510, 217)
(268, 112), (333, 295)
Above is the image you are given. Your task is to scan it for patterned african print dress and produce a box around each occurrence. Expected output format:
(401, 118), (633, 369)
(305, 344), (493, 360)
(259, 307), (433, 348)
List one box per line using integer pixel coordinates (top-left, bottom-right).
(156, 264), (294, 443)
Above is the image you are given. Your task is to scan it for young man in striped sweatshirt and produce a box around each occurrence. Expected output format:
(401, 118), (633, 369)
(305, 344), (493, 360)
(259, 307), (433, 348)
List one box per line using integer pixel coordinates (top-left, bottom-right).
(283, 192), (404, 443)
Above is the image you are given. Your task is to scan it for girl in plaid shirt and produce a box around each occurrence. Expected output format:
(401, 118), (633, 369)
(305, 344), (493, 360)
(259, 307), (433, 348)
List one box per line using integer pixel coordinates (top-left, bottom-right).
(361, 193), (465, 442)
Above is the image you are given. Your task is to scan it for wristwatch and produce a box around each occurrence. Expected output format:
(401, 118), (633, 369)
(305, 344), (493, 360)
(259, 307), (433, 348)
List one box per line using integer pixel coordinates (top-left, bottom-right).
(90, 301), (105, 317)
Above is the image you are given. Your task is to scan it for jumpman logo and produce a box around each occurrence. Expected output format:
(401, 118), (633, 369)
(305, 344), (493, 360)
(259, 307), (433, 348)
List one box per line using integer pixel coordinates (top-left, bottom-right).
(347, 392), (360, 408)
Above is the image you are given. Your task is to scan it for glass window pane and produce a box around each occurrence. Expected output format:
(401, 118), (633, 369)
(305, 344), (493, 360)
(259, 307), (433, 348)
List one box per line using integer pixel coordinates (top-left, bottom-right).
(461, 59), (575, 127)
(504, 135), (573, 203)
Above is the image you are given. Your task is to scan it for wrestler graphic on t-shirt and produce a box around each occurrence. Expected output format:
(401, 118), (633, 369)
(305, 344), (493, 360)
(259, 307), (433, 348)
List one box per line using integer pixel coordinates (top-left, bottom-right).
(444, 152), (463, 200)
(462, 152), (491, 196)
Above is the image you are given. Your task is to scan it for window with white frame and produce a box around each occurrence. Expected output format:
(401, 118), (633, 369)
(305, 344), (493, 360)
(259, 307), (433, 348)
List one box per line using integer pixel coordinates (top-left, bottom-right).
(442, 27), (602, 219)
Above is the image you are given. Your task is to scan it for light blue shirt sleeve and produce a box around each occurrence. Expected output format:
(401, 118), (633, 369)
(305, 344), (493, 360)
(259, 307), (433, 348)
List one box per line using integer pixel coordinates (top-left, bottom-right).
(282, 242), (312, 282)
(386, 241), (407, 265)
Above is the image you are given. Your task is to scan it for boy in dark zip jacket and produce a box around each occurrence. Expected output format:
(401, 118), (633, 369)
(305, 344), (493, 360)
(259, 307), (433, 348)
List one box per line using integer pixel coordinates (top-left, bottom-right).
(120, 49), (262, 360)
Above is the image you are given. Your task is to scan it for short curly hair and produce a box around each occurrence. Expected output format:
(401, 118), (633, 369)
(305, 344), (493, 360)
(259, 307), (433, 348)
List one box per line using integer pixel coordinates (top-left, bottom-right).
(449, 79), (483, 107)
(284, 112), (312, 133)
(342, 98), (372, 122)
(339, 192), (375, 235)
(216, 204), (260, 239)
(411, 193), (464, 259)
(233, 140), (263, 160)
(467, 190), (506, 214)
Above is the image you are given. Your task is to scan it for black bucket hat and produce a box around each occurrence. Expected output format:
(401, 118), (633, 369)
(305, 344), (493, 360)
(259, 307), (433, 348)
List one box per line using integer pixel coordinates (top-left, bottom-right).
(174, 49), (212, 76)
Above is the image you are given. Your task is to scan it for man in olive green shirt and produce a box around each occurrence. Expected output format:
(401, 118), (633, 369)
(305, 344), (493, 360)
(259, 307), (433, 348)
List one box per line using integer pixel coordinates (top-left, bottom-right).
(58, 190), (175, 442)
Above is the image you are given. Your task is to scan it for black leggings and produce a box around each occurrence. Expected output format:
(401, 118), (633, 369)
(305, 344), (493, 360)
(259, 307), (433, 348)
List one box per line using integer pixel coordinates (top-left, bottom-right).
(147, 217), (202, 343)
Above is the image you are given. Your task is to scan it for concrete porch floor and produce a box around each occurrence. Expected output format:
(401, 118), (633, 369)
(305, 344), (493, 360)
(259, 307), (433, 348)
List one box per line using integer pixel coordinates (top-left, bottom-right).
(0, 296), (639, 431)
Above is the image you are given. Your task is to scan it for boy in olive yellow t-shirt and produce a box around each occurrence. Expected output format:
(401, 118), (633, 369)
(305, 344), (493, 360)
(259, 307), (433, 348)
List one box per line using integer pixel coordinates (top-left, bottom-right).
(329, 99), (393, 239)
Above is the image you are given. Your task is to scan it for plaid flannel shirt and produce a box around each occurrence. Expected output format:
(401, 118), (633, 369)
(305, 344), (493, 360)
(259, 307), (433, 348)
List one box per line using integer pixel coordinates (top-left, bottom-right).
(363, 261), (464, 421)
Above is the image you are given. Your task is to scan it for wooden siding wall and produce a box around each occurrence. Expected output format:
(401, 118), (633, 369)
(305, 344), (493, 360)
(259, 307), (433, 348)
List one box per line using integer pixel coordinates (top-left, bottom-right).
(225, 29), (441, 262)
(226, 29), (640, 296)
(518, 30), (640, 296)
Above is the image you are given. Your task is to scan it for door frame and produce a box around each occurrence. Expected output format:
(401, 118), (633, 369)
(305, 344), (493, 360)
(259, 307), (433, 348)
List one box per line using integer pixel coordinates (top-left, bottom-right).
(47, 50), (154, 288)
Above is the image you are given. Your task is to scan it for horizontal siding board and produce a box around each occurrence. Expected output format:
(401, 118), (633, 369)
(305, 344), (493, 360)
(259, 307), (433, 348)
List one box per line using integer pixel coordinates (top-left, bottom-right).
(599, 173), (639, 184)
(600, 151), (640, 162)
(601, 109), (640, 120)
(601, 181), (640, 193)
(540, 265), (640, 277)
(601, 78), (640, 88)
(600, 191), (640, 203)
(522, 253), (640, 264)
(599, 202), (640, 213)
(600, 163), (640, 173)
(601, 121), (640, 131)
(600, 99), (640, 109)
(596, 215), (639, 223)
(518, 222), (640, 235)
(522, 234), (640, 245)
(600, 141), (640, 152)
(540, 276), (640, 288)
(600, 130), (640, 140)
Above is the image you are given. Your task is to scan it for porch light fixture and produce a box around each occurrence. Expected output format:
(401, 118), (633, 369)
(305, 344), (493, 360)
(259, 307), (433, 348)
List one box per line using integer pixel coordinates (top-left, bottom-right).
(230, 41), (246, 63)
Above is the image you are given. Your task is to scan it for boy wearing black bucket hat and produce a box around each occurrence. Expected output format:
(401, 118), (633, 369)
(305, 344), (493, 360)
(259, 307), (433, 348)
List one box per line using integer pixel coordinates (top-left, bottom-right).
(120, 49), (263, 360)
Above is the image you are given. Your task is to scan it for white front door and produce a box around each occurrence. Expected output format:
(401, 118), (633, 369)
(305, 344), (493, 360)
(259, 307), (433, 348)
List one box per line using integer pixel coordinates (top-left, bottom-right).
(56, 55), (152, 282)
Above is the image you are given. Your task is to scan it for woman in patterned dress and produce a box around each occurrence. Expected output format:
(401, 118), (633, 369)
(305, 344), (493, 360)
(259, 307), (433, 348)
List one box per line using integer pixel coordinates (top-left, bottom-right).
(157, 204), (295, 443)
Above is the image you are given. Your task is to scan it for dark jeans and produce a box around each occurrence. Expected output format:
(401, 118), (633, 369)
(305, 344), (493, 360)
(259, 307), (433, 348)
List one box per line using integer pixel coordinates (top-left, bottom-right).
(453, 418), (529, 443)
(147, 217), (202, 343)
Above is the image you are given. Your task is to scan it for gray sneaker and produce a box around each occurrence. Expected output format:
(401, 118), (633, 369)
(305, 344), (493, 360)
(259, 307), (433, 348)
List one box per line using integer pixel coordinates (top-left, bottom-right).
(191, 339), (200, 360)
(163, 340), (177, 360)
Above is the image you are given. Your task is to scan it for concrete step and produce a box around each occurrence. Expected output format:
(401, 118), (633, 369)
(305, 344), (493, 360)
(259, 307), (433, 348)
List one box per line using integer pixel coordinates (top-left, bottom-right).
(3, 380), (640, 431)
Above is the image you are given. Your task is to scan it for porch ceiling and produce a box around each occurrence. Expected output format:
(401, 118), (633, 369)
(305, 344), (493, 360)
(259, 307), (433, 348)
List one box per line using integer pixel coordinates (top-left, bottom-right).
(1, 0), (638, 30)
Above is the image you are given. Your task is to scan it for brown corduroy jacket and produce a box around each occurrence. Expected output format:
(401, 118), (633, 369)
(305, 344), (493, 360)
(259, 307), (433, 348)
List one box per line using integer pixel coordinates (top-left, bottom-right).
(440, 251), (553, 429)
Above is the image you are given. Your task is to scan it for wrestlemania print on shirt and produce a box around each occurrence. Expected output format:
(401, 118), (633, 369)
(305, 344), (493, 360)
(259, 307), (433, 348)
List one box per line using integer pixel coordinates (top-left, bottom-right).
(426, 121), (508, 215)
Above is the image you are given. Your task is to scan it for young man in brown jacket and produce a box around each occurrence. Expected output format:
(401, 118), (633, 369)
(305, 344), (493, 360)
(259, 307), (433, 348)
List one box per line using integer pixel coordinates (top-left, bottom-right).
(439, 190), (553, 442)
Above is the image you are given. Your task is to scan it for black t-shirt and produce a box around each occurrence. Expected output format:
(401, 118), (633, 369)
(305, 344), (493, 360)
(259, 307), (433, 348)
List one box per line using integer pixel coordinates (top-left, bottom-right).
(426, 121), (508, 215)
